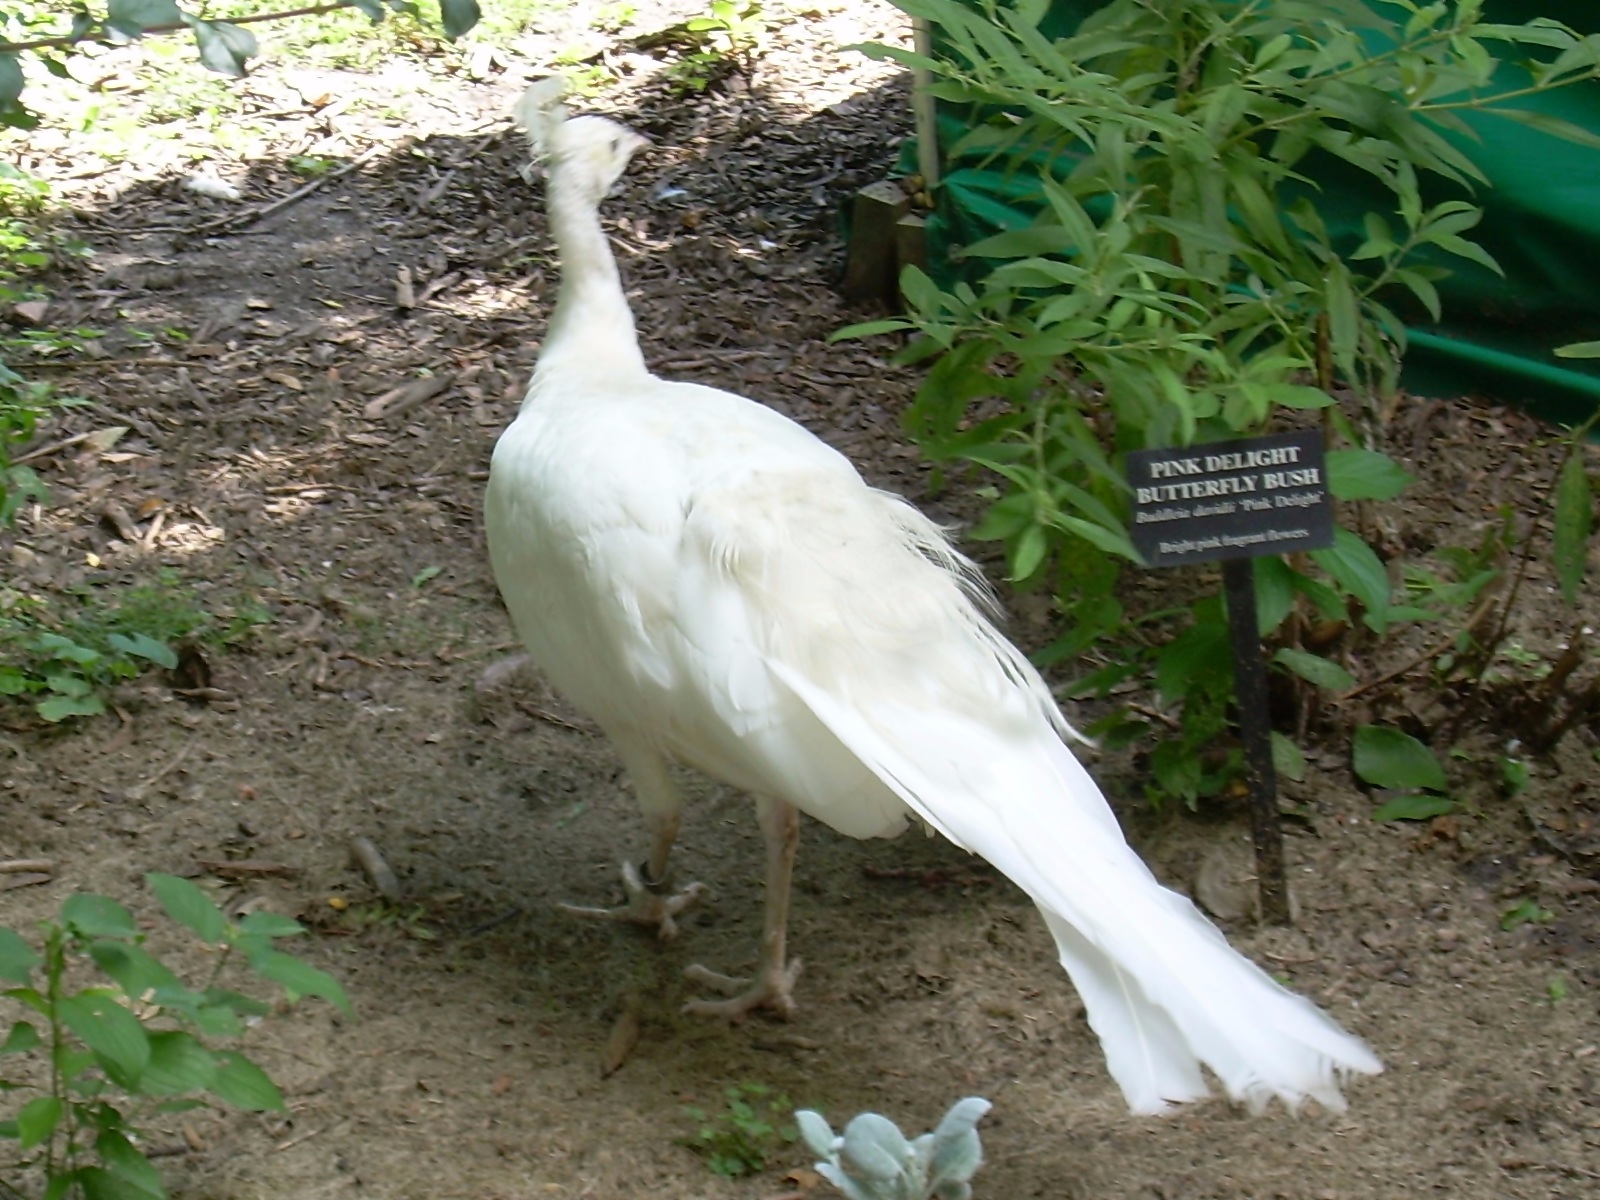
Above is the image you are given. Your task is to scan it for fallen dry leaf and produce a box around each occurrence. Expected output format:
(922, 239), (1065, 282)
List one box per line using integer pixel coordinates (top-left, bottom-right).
(600, 1001), (641, 1078)
(362, 372), (455, 420)
(349, 836), (401, 902)
(12, 299), (49, 325)
(102, 501), (142, 541)
(82, 426), (129, 454)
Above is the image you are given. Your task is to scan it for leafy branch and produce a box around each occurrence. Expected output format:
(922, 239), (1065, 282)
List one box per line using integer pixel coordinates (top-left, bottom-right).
(0, 0), (482, 124)
(0, 2), (346, 55)
(2, 876), (350, 1199)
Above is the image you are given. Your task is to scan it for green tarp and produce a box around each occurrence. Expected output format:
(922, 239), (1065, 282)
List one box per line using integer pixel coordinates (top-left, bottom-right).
(912, 1), (1600, 424)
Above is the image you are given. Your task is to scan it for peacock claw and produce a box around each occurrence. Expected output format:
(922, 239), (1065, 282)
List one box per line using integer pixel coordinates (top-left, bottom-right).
(559, 860), (707, 940)
(681, 957), (803, 1021)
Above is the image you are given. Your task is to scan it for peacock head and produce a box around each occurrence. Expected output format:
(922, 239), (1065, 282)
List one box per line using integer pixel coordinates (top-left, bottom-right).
(548, 115), (650, 202)
(514, 80), (648, 203)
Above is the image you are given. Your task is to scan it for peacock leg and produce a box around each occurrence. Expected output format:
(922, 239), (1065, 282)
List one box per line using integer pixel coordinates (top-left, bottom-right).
(559, 735), (705, 940)
(682, 794), (802, 1020)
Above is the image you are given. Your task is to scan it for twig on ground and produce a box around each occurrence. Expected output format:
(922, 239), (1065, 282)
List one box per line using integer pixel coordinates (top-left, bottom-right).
(187, 144), (387, 236)
(126, 741), (194, 801)
(14, 358), (206, 372)
(196, 859), (300, 879)
(0, 873), (53, 892)
(274, 1125), (331, 1152)
(1500, 1158), (1600, 1181)
(14, 428), (103, 464)
(518, 704), (597, 735)
(0, 858), (55, 873)
(1337, 590), (1499, 702)
(464, 908), (523, 937)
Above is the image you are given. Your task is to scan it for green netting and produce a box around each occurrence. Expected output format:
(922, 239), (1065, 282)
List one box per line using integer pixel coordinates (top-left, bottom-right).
(909, 1), (1600, 425)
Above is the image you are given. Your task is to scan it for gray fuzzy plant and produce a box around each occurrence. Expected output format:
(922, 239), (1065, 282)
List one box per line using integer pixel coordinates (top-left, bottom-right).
(795, 1096), (991, 1200)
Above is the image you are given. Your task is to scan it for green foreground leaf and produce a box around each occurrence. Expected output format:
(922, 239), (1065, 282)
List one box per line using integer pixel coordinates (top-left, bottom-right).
(0, 928), (40, 983)
(209, 1050), (284, 1111)
(1272, 647), (1357, 691)
(57, 994), (151, 1088)
(1353, 725), (1447, 791)
(1372, 793), (1456, 822)
(147, 873), (227, 945)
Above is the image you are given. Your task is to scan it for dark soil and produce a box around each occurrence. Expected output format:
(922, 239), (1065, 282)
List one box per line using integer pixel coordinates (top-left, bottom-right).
(4, 3), (1600, 1198)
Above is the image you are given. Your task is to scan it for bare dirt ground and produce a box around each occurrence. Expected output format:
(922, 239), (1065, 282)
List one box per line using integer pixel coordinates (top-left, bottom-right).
(4, 3), (1600, 1197)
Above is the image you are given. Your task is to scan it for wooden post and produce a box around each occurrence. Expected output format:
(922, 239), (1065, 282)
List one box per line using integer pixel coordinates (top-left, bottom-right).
(894, 212), (928, 279)
(835, 14), (938, 308)
(839, 180), (913, 306)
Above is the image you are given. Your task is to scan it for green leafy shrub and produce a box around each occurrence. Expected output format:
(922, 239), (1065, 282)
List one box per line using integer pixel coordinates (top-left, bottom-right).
(1, 875), (351, 1200)
(852, 0), (1600, 804)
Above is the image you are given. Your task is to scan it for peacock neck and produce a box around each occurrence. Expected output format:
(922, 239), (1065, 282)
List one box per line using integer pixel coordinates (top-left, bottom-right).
(533, 173), (649, 393)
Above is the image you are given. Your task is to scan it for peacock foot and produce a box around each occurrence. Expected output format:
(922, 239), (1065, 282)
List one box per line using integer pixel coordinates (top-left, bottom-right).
(681, 958), (803, 1021)
(559, 860), (706, 940)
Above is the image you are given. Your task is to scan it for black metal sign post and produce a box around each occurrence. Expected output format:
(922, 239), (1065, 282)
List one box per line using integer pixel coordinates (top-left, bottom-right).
(1127, 430), (1334, 927)
(1220, 557), (1289, 925)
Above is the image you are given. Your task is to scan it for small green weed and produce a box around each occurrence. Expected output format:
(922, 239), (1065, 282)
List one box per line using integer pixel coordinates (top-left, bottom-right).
(0, 875), (351, 1200)
(591, 1), (638, 34)
(681, 1082), (795, 1178)
(0, 363), (51, 527)
(0, 164), (51, 217)
(549, 45), (617, 97)
(0, 219), (50, 277)
(0, 618), (173, 722)
(1500, 756), (1530, 798)
(324, 901), (438, 942)
(6, 327), (104, 360)
(0, 574), (270, 722)
(288, 154), (342, 179)
(667, 0), (769, 93)
(687, 0), (768, 60)
(1501, 898), (1555, 932)
(1, 165), (92, 530)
